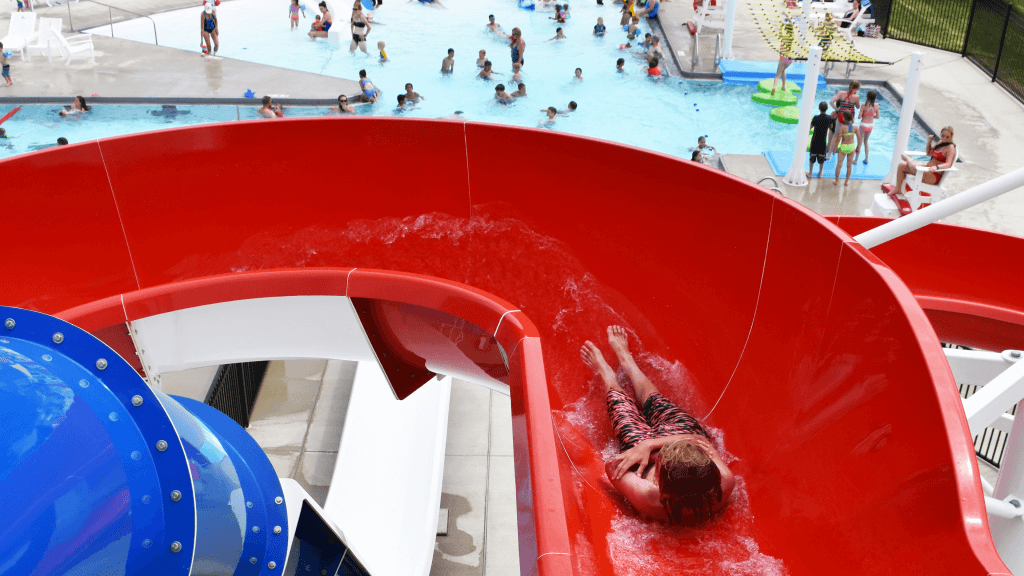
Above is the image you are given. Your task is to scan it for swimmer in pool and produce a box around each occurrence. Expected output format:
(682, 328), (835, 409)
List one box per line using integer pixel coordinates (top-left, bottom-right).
(494, 84), (513, 104)
(404, 83), (423, 103)
(546, 27), (567, 42)
(378, 40), (388, 62)
(476, 50), (488, 68)
(395, 94), (409, 113)
(556, 101), (577, 115)
(594, 17), (607, 36)
(511, 62), (523, 83)
(328, 94), (355, 114)
(441, 49), (455, 74)
(257, 95), (283, 118)
(582, 326), (736, 525)
(538, 106), (558, 126)
(357, 69), (380, 102)
(616, 58), (625, 72)
(509, 82), (527, 98)
(478, 60), (502, 80)
(573, 67), (583, 81)
(487, 14), (507, 37)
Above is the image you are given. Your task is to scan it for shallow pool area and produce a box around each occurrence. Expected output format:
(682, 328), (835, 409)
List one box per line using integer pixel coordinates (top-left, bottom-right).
(81, 0), (927, 162)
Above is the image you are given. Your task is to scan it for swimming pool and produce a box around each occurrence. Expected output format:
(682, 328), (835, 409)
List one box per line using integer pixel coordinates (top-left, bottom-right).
(84, 0), (927, 161)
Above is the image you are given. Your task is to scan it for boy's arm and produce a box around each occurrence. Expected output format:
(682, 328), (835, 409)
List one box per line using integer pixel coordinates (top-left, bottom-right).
(605, 460), (664, 518)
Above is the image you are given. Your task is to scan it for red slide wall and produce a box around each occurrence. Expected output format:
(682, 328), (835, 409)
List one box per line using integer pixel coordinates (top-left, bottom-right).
(0, 118), (1010, 575)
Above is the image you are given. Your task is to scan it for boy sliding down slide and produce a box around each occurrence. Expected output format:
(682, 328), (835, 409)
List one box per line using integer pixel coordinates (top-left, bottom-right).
(581, 326), (735, 524)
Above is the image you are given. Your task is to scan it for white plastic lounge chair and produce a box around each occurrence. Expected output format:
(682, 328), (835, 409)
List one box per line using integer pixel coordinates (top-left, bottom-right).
(54, 28), (95, 66)
(838, 0), (875, 43)
(26, 18), (63, 64)
(1, 12), (39, 61)
(866, 146), (959, 218)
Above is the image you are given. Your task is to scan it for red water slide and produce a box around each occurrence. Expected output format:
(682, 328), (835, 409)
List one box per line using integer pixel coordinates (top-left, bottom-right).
(1, 118), (1012, 575)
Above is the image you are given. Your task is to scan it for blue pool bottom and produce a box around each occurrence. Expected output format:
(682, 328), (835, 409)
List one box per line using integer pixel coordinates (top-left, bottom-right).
(764, 149), (892, 180)
(720, 60), (829, 90)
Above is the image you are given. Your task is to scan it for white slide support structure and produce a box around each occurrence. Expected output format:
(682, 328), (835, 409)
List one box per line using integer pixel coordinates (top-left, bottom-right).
(783, 46), (822, 187)
(128, 295), (457, 575)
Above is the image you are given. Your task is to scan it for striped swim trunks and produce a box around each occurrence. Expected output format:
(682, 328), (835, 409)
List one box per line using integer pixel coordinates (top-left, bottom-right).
(606, 389), (709, 451)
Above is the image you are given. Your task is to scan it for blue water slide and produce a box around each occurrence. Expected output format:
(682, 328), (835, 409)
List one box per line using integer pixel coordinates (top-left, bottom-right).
(0, 306), (288, 576)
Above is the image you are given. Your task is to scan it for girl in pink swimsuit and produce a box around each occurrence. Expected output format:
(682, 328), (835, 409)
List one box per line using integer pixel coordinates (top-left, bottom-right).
(856, 89), (879, 164)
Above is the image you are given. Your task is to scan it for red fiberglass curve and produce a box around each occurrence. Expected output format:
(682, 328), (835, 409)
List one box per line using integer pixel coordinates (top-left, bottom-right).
(0, 118), (1009, 575)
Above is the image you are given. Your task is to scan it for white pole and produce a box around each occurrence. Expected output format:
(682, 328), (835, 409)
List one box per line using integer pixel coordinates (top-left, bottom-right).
(783, 46), (822, 187)
(990, 407), (1024, 573)
(884, 52), (924, 184)
(723, 0), (737, 59)
(855, 165), (1024, 249)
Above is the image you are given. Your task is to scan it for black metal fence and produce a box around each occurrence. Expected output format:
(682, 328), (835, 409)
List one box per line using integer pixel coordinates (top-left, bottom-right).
(205, 361), (270, 428)
(874, 0), (1024, 103)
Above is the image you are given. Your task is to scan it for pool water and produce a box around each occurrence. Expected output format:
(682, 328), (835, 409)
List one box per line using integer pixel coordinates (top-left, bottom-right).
(83, 0), (926, 161)
(0, 103), (332, 159)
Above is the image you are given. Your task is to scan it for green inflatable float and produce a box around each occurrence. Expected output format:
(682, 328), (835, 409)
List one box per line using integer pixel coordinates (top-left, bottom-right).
(757, 78), (801, 94)
(769, 105), (801, 124)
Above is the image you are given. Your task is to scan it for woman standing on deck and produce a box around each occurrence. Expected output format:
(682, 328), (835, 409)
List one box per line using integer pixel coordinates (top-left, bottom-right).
(510, 28), (526, 69)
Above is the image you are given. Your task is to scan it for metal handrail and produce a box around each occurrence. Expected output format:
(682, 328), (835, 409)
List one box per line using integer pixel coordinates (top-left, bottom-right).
(691, 33), (699, 71)
(714, 34), (721, 71)
(67, 0), (158, 45)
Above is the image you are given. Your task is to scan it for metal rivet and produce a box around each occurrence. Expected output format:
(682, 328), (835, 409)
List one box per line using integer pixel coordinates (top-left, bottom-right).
(275, 496), (283, 505)
(141, 538), (152, 549)
(131, 395), (144, 407)
(1012, 351), (1022, 359)
(1012, 500), (1021, 508)
(170, 541), (182, 553)
(250, 557), (258, 565)
(267, 561), (277, 570)
(96, 358), (108, 370)
(321, 570), (328, 576)
(251, 526), (260, 534)
(52, 332), (64, 344)
(3, 319), (13, 330)
(156, 440), (168, 452)
(170, 490), (182, 502)
(273, 525), (282, 535)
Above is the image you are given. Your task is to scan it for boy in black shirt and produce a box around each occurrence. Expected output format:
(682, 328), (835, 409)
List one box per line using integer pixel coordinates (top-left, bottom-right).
(808, 101), (831, 178)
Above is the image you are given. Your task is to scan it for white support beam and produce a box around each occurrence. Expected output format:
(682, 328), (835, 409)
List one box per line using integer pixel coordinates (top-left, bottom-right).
(944, 348), (1022, 387)
(962, 358), (1024, 437)
(990, 408), (1024, 572)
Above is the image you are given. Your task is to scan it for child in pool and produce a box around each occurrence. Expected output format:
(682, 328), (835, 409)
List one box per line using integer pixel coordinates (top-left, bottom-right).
(574, 67), (583, 81)
(510, 83), (527, 98)
(539, 106), (558, 126)
(646, 56), (661, 76)
(494, 84), (513, 104)
(478, 60), (502, 80)
(311, 14), (322, 30)
(594, 17), (607, 36)
(378, 40), (388, 61)
(550, 4), (566, 23)
(511, 62), (523, 83)
(627, 16), (641, 41)
(404, 83), (423, 102)
(616, 58), (625, 72)
(546, 28), (567, 41)
(290, 0), (303, 30)
(441, 48), (455, 74)
(476, 50), (487, 68)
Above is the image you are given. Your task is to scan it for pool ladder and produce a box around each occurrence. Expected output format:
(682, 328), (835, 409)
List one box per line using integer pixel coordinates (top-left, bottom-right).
(757, 177), (784, 195)
(690, 33), (722, 73)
